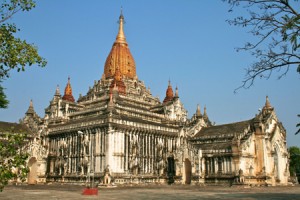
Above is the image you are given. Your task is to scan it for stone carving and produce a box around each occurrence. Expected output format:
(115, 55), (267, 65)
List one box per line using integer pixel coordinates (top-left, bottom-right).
(129, 135), (139, 174)
(156, 140), (165, 175)
(103, 165), (111, 184)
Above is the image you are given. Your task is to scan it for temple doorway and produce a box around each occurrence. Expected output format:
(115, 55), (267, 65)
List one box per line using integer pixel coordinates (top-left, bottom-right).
(28, 157), (38, 185)
(167, 157), (175, 184)
(184, 158), (192, 184)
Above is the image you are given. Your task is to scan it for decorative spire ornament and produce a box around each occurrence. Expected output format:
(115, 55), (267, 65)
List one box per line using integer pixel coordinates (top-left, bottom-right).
(163, 80), (174, 103)
(196, 104), (201, 117)
(62, 77), (75, 102)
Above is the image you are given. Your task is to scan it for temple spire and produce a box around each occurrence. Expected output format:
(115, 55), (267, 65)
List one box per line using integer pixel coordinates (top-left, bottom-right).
(62, 77), (75, 102)
(115, 8), (126, 44)
(55, 85), (61, 96)
(163, 80), (174, 103)
(262, 96), (273, 114)
(26, 99), (35, 115)
(103, 9), (137, 80)
(203, 105), (208, 118)
(175, 86), (179, 98)
(196, 104), (201, 117)
(264, 96), (272, 109)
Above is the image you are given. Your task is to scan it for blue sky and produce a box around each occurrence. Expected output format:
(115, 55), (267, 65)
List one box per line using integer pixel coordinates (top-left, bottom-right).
(0, 1), (299, 147)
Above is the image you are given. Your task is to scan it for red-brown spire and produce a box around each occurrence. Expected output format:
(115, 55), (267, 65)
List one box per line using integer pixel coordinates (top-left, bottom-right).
(62, 77), (75, 102)
(163, 80), (174, 103)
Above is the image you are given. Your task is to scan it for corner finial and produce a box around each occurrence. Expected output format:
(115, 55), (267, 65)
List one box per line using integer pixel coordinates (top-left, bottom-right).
(62, 77), (75, 102)
(55, 85), (61, 96)
(203, 105), (208, 118)
(30, 99), (33, 107)
(196, 104), (201, 117)
(163, 80), (174, 103)
(264, 95), (273, 109)
(26, 99), (35, 115)
(175, 86), (179, 97)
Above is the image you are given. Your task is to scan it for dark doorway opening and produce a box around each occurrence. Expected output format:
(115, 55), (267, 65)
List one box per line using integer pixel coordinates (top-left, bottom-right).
(167, 157), (175, 184)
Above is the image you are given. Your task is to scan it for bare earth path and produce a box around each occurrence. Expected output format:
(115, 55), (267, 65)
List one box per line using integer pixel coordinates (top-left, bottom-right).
(0, 184), (300, 200)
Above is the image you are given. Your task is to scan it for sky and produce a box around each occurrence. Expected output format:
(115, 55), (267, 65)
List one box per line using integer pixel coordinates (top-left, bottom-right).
(0, 1), (299, 147)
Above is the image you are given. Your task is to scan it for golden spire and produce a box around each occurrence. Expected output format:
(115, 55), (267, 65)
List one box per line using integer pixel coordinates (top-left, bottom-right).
(115, 8), (126, 44)
(196, 104), (201, 117)
(62, 77), (75, 102)
(103, 9), (137, 80)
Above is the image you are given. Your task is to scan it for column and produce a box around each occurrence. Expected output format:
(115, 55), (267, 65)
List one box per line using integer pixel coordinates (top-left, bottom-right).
(218, 157), (222, 174)
(124, 131), (128, 172)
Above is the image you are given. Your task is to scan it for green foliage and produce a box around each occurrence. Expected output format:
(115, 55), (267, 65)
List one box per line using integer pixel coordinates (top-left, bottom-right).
(0, 1), (47, 109)
(0, 83), (9, 108)
(296, 114), (300, 135)
(288, 146), (300, 176)
(0, 0), (36, 23)
(0, 23), (46, 79)
(0, 0), (46, 80)
(224, 0), (300, 90)
(0, 0), (44, 192)
(0, 130), (29, 192)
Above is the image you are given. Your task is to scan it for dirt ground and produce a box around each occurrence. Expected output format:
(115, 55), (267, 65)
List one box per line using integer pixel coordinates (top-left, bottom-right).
(0, 184), (300, 200)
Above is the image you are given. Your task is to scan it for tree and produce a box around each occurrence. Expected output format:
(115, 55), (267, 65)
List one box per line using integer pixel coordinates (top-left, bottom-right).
(224, 0), (300, 91)
(296, 114), (300, 135)
(0, 0), (46, 191)
(288, 146), (300, 181)
(0, 128), (29, 191)
(0, 0), (47, 108)
(0, 83), (9, 108)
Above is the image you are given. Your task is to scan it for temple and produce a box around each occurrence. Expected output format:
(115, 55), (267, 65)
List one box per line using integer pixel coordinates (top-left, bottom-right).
(20, 12), (289, 186)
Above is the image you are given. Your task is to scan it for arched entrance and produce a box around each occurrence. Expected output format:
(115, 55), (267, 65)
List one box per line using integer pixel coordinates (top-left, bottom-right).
(167, 156), (175, 184)
(28, 157), (38, 185)
(184, 158), (192, 184)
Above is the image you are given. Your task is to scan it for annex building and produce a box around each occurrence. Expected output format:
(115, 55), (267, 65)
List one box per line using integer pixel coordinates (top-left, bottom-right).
(20, 13), (289, 186)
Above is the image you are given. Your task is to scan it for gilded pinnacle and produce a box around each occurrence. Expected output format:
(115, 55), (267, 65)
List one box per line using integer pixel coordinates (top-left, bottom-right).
(115, 11), (126, 44)
(196, 104), (201, 117)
